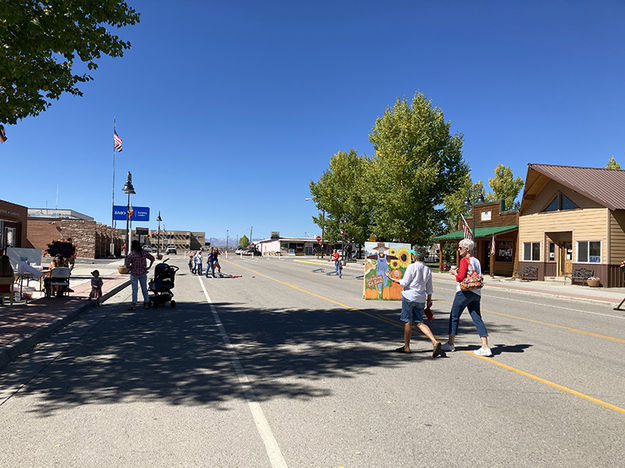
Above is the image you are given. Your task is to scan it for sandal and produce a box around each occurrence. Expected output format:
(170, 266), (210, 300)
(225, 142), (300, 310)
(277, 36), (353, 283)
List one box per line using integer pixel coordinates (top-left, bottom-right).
(432, 342), (442, 358)
(394, 346), (410, 354)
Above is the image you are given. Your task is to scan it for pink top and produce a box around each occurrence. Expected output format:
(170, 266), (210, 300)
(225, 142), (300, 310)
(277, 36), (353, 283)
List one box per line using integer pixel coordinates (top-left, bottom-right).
(125, 251), (155, 276)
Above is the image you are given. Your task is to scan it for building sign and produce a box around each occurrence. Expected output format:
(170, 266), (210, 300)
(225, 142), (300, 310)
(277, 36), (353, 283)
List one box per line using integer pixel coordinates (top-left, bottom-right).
(136, 227), (149, 235)
(113, 205), (150, 221)
(481, 210), (492, 222)
(271, 231), (280, 240)
(495, 241), (513, 262)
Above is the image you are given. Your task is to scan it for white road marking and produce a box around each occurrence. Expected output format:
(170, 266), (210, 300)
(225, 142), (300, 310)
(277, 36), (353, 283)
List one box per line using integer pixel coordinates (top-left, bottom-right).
(198, 276), (288, 468)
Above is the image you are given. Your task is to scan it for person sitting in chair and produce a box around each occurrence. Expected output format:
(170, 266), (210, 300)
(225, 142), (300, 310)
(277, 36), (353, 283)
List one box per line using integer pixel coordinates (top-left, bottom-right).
(0, 250), (15, 304)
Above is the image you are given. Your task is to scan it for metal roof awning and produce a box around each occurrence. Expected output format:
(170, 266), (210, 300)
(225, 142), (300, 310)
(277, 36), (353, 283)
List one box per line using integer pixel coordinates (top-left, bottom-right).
(433, 225), (518, 241)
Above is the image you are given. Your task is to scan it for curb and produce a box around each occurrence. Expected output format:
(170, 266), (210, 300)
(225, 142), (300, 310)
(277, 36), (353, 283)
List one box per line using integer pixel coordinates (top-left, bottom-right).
(0, 279), (131, 371)
(431, 273), (624, 307)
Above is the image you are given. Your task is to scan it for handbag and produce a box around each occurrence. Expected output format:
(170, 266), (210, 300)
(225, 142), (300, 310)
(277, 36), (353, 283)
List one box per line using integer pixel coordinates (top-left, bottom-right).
(459, 261), (483, 291)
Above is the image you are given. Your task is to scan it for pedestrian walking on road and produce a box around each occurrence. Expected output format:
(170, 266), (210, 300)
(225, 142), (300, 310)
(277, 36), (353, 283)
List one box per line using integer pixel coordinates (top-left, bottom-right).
(441, 238), (492, 356)
(194, 250), (203, 276)
(89, 269), (103, 306)
(386, 249), (441, 357)
(330, 249), (342, 278)
(188, 252), (195, 274)
(206, 248), (215, 278)
(125, 240), (154, 310)
(212, 247), (222, 276)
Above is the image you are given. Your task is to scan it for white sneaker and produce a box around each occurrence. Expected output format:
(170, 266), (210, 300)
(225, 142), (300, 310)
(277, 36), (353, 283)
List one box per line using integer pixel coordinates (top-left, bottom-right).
(441, 342), (455, 352)
(473, 347), (493, 357)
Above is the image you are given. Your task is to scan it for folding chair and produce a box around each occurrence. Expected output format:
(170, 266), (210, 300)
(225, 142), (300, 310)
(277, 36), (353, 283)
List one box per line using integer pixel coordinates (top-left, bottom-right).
(49, 267), (71, 297)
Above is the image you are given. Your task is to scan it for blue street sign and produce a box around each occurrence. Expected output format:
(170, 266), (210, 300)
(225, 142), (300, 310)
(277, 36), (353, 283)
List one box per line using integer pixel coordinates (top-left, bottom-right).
(113, 205), (150, 221)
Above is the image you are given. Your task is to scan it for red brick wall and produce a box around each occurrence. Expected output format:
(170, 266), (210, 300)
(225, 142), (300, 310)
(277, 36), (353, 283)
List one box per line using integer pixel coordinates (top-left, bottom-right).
(26, 219), (62, 251)
(0, 199), (28, 248)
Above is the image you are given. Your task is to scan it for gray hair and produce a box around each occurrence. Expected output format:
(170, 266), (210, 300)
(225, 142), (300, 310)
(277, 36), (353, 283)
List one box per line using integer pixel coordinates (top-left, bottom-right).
(459, 238), (474, 252)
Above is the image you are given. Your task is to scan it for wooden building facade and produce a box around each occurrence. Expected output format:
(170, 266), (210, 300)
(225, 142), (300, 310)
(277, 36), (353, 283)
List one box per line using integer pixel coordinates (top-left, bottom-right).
(434, 200), (519, 277)
(518, 164), (625, 287)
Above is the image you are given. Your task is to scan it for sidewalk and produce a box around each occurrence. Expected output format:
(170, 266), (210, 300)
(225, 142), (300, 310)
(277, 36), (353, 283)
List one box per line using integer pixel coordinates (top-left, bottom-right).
(291, 257), (625, 307)
(432, 272), (625, 307)
(0, 263), (130, 370)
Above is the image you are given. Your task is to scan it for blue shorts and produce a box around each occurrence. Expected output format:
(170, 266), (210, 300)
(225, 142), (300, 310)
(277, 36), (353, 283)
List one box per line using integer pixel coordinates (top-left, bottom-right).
(400, 297), (425, 323)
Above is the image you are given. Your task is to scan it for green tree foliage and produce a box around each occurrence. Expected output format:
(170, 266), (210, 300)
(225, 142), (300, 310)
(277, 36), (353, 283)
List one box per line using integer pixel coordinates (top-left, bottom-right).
(309, 150), (370, 244)
(487, 164), (524, 210)
(0, 1), (140, 124)
(606, 156), (622, 170)
(238, 235), (250, 248)
(363, 93), (468, 244)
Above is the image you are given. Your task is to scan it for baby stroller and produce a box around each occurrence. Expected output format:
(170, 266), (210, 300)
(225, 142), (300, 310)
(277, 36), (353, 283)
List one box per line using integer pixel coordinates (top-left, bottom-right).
(148, 260), (179, 308)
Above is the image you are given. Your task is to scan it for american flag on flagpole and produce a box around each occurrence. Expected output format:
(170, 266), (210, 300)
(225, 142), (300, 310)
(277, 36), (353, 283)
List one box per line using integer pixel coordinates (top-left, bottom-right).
(114, 130), (123, 152)
(491, 235), (496, 256)
(460, 214), (472, 240)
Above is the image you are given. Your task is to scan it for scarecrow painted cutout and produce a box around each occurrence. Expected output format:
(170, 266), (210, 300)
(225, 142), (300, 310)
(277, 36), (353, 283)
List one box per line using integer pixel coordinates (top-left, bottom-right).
(363, 241), (411, 300)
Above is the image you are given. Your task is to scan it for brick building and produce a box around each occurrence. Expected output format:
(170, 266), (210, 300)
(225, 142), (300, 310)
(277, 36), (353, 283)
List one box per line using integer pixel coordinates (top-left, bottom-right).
(148, 230), (205, 252)
(0, 199), (28, 250)
(27, 208), (124, 258)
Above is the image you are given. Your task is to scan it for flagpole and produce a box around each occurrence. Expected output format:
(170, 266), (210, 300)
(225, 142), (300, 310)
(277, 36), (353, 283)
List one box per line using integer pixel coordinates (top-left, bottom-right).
(111, 117), (116, 256)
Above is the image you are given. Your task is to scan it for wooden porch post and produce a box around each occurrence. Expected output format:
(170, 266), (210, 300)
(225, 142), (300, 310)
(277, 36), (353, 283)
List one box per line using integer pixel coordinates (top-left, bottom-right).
(439, 242), (444, 272)
(490, 235), (495, 278)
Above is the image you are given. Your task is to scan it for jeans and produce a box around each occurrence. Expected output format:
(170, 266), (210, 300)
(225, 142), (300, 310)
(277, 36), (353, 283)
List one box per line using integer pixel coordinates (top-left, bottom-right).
(197, 262), (202, 275)
(206, 262), (215, 277)
(335, 261), (342, 278)
(130, 274), (149, 304)
(448, 290), (488, 337)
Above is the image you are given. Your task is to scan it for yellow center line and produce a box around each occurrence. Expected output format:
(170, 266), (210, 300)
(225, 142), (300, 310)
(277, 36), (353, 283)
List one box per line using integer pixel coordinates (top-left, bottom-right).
(464, 351), (625, 415)
(222, 258), (625, 416)
(436, 298), (625, 344)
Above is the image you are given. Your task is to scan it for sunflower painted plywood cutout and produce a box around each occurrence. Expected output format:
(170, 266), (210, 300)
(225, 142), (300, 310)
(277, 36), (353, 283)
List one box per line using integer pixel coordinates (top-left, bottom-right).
(363, 241), (411, 300)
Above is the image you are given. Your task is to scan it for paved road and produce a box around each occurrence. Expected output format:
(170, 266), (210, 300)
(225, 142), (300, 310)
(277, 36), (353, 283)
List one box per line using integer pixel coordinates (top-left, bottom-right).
(1, 255), (625, 467)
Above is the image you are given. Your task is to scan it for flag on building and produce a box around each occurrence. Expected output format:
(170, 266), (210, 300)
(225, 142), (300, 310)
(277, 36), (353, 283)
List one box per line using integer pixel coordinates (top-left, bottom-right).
(114, 130), (123, 152)
(0, 125), (7, 143)
(491, 235), (496, 256)
(460, 214), (472, 240)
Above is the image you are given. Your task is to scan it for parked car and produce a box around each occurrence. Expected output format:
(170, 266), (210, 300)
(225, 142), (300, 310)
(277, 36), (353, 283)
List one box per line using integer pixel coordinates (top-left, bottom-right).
(165, 245), (177, 255)
(242, 247), (261, 256)
(143, 245), (154, 253)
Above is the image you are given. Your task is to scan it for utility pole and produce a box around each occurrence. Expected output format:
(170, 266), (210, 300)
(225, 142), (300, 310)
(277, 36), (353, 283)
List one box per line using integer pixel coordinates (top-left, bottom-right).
(249, 226), (253, 246)
(226, 229), (229, 257)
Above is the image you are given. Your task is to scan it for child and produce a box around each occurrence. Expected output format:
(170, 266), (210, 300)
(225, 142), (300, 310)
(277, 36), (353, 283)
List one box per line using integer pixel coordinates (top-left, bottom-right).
(330, 249), (342, 279)
(89, 270), (103, 306)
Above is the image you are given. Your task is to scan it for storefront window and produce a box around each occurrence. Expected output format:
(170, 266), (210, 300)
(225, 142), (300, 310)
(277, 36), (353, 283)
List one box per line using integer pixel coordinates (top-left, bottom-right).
(523, 242), (541, 261)
(577, 241), (601, 263)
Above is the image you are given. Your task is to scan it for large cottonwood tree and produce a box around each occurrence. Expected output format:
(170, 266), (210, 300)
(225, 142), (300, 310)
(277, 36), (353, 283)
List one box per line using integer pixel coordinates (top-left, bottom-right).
(363, 93), (468, 244)
(0, 1), (140, 124)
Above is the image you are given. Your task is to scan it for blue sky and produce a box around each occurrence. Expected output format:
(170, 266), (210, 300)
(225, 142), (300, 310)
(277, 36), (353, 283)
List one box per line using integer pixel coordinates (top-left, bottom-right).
(2, 0), (625, 242)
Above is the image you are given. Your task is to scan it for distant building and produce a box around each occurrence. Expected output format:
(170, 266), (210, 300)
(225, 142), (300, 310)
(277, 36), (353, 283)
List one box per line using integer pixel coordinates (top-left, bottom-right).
(256, 236), (340, 256)
(148, 230), (205, 252)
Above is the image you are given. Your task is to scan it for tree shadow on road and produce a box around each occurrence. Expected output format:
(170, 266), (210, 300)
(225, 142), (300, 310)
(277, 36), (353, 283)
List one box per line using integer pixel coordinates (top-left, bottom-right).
(6, 299), (521, 417)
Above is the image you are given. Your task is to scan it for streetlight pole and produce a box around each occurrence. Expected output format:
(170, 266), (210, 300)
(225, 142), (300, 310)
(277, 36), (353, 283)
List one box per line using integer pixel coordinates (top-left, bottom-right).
(226, 229), (229, 257)
(305, 197), (325, 258)
(122, 172), (135, 258)
(156, 211), (162, 257)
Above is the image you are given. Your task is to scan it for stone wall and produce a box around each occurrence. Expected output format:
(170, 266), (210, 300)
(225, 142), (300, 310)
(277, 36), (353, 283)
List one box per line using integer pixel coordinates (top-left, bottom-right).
(27, 218), (124, 258)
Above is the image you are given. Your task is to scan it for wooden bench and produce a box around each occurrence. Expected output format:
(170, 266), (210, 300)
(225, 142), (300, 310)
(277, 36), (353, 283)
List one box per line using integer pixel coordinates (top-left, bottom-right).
(520, 265), (538, 281)
(570, 267), (594, 286)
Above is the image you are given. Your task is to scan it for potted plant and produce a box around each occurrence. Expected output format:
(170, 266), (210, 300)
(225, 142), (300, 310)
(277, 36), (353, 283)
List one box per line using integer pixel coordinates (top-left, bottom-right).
(587, 276), (601, 287)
